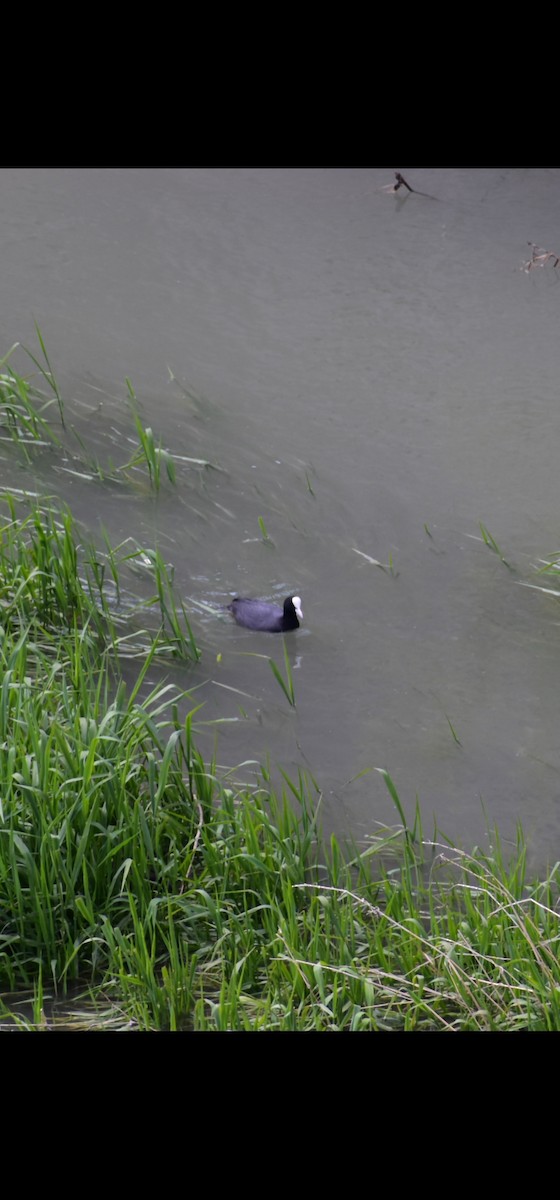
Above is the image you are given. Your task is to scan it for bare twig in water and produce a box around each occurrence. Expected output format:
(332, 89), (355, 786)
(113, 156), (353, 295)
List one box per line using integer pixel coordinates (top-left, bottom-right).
(394, 171), (414, 193)
(382, 172), (414, 194)
(522, 242), (560, 272)
(382, 172), (438, 200)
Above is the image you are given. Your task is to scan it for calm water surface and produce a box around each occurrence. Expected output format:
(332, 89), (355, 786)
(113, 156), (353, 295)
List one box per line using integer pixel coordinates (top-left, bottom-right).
(3, 166), (560, 870)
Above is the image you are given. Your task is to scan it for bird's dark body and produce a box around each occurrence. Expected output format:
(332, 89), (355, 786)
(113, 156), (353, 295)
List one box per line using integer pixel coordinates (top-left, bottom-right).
(227, 595), (302, 632)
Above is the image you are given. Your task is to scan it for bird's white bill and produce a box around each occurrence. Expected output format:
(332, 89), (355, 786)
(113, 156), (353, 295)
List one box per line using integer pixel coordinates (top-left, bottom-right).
(293, 596), (303, 621)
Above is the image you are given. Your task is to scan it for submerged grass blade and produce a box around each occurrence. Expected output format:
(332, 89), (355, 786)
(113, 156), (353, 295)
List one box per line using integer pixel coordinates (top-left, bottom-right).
(477, 523), (514, 571)
(352, 547), (396, 575)
(258, 515), (274, 546)
(445, 714), (462, 746)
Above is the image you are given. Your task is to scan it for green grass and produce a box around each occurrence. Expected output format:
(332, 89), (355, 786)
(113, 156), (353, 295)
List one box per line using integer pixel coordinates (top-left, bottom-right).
(120, 378), (176, 492)
(352, 546), (398, 576)
(268, 637), (297, 707)
(0, 493), (199, 663)
(1, 330), (216, 492)
(0, 621), (558, 1031)
(0, 346), (63, 463)
(258, 515), (274, 547)
(478, 522), (514, 570)
(24, 321), (66, 428)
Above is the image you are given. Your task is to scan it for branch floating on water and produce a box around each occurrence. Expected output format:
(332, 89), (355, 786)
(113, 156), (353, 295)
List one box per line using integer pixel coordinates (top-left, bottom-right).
(394, 172), (414, 193)
(522, 242), (560, 272)
(382, 172), (438, 200)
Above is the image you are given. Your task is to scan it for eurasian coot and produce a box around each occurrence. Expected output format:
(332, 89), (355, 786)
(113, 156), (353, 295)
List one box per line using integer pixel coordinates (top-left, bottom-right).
(228, 595), (303, 632)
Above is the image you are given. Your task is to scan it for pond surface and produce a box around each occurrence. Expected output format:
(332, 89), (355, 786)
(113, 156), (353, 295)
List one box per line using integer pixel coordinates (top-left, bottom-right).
(3, 166), (560, 870)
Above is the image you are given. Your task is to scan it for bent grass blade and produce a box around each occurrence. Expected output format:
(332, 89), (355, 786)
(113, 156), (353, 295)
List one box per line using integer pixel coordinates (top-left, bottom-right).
(268, 637), (296, 707)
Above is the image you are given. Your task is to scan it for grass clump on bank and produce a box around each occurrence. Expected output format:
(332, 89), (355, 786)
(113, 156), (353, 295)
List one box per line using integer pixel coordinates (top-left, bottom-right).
(0, 492), (199, 663)
(2, 703), (560, 1030)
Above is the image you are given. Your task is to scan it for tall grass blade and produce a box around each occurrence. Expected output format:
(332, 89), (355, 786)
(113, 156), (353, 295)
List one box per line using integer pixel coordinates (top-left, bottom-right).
(268, 638), (296, 706)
